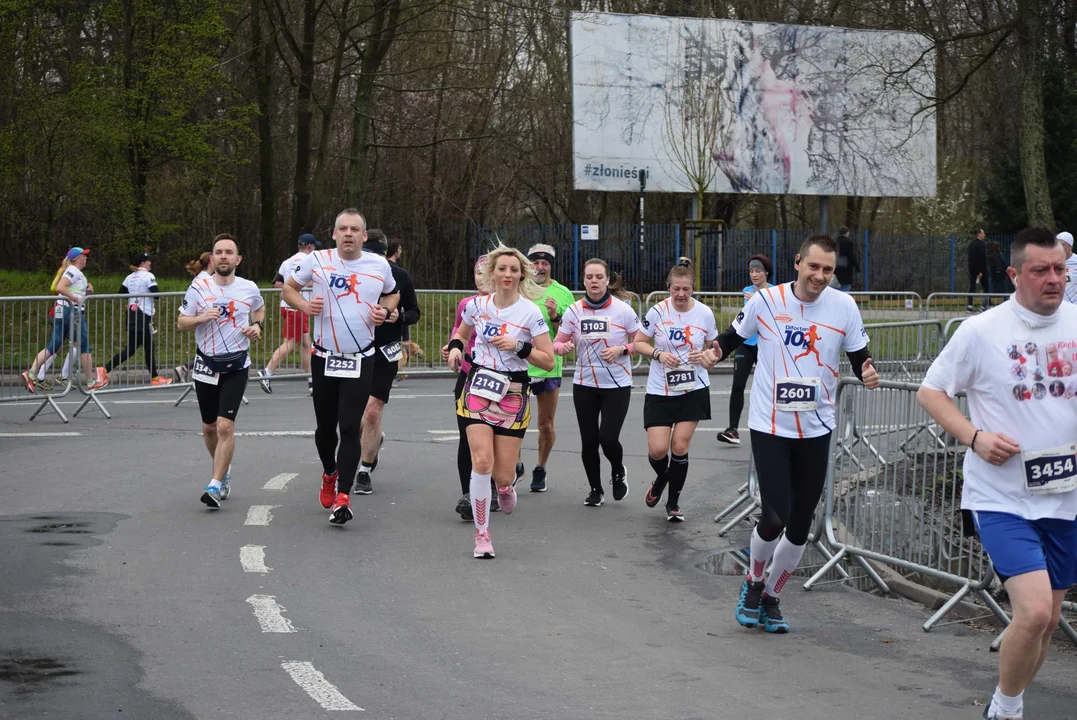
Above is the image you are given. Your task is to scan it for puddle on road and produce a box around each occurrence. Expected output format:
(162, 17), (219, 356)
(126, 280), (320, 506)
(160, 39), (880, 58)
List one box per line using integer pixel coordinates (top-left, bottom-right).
(25, 521), (92, 535)
(0, 654), (81, 695)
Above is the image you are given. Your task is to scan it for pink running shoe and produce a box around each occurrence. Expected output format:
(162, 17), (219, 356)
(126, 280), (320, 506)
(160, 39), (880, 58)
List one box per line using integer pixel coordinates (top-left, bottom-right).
(496, 485), (517, 515)
(473, 530), (495, 559)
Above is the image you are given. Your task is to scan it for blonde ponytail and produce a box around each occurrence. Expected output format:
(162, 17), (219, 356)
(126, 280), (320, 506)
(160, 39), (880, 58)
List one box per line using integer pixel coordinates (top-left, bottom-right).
(50, 258), (71, 294)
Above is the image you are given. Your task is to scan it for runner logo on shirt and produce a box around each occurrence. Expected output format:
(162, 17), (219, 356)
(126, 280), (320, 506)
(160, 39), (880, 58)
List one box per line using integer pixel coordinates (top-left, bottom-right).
(482, 321), (508, 339)
(330, 273), (362, 302)
(215, 300), (239, 328)
(668, 326), (695, 348)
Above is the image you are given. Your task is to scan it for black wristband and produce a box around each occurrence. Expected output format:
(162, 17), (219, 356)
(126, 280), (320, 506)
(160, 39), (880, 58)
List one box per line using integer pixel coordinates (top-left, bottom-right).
(970, 429), (980, 451)
(516, 341), (533, 359)
(253, 320), (264, 330)
(448, 338), (464, 353)
(549, 313), (562, 323)
(652, 348), (661, 361)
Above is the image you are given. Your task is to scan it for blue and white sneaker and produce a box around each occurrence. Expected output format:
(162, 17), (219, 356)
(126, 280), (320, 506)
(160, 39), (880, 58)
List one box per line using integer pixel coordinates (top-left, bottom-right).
(200, 486), (222, 509)
(735, 580), (765, 628)
(760, 595), (789, 634)
(983, 705), (1023, 719)
(220, 470), (231, 500)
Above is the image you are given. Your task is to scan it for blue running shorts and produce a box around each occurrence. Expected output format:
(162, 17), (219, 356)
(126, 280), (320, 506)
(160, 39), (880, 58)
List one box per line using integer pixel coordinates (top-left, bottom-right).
(972, 510), (1077, 590)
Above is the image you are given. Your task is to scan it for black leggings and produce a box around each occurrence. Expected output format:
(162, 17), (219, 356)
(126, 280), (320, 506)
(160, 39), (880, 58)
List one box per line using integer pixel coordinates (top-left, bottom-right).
(106, 309), (157, 377)
(311, 354), (373, 495)
(750, 430), (831, 545)
(729, 344), (757, 429)
(572, 384), (632, 491)
(454, 371), (470, 494)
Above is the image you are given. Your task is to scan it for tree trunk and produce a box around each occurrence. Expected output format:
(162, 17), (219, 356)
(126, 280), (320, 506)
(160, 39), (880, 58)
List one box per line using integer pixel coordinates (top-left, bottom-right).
(251, 0), (276, 276)
(289, 0), (318, 240)
(308, 0), (351, 229)
(1017, 0), (1056, 228)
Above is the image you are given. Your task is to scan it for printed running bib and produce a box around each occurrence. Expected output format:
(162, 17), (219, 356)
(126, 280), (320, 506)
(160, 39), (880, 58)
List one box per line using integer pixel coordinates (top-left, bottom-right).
(665, 366), (696, 392)
(1022, 444), (1077, 495)
(775, 377), (820, 412)
(469, 368), (510, 402)
(192, 355), (220, 386)
(380, 341), (403, 363)
(325, 353), (363, 379)
(579, 316), (611, 341)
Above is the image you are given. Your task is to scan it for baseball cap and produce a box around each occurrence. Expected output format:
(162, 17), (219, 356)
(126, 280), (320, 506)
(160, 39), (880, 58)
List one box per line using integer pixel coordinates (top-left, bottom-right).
(132, 252), (151, 265)
(298, 233), (321, 248)
(1058, 232), (1074, 247)
(66, 247), (90, 261)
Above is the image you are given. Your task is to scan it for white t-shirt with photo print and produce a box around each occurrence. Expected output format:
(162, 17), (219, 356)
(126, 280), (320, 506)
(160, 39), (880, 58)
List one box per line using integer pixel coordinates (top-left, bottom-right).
(923, 299), (1077, 520)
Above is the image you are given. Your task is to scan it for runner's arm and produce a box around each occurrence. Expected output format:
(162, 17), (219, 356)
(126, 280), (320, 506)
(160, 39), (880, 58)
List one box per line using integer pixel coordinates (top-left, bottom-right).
(713, 326), (746, 361)
(282, 277), (307, 311)
(397, 274), (420, 326)
(526, 332), (556, 372)
(55, 276), (80, 305)
(916, 387), (976, 447)
(845, 347), (873, 381)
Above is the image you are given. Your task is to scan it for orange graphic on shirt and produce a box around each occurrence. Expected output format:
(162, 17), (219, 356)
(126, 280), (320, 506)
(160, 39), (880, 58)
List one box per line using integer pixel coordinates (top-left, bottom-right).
(217, 300), (239, 328)
(794, 325), (822, 364)
(498, 323), (508, 336)
(676, 325), (695, 350)
(336, 274), (361, 302)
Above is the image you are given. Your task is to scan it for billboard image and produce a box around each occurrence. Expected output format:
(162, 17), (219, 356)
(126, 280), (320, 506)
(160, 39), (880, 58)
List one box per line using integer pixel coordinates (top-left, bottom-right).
(570, 12), (937, 197)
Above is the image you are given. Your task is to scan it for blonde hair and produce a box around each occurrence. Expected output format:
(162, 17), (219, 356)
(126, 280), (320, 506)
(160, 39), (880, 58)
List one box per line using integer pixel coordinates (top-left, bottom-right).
(481, 246), (544, 301)
(50, 258), (71, 293)
(667, 256), (694, 288)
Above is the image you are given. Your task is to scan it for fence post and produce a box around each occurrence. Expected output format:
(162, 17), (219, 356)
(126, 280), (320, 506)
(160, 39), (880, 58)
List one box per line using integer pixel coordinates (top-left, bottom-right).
(674, 223), (680, 260)
(573, 224), (580, 291)
(771, 229), (777, 282)
(863, 229), (870, 292)
(950, 234), (956, 294)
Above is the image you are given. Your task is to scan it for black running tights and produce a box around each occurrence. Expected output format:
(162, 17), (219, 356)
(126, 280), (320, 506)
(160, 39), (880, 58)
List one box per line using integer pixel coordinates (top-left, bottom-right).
(311, 354), (373, 494)
(750, 430), (831, 545)
(729, 344), (757, 429)
(106, 309), (157, 377)
(454, 371), (470, 494)
(572, 384), (632, 491)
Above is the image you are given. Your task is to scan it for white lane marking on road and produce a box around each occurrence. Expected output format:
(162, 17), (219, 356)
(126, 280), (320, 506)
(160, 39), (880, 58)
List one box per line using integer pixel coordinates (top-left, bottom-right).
(244, 505), (279, 525)
(240, 545), (271, 573)
(281, 662), (363, 711)
(426, 430), (458, 434)
(0, 432), (82, 437)
(433, 436), (459, 443)
(263, 473), (298, 491)
(246, 595), (296, 633)
(235, 431), (315, 437)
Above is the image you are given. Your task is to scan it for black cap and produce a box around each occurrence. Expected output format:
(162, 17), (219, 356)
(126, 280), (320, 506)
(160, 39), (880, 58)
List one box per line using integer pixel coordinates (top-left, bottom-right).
(298, 233), (321, 248)
(132, 252), (151, 265)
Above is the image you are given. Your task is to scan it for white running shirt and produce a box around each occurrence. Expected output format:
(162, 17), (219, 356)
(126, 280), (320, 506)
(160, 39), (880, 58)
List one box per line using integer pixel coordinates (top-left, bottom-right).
(122, 268), (158, 316)
(560, 296), (640, 388)
(640, 298), (719, 395)
(290, 249), (396, 357)
(180, 275), (265, 365)
(733, 283), (869, 439)
(461, 295), (548, 374)
(923, 299), (1077, 520)
(277, 252), (308, 308)
(196, 270), (213, 283)
(55, 266), (88, 310)
(1065, 255), (1077, 304)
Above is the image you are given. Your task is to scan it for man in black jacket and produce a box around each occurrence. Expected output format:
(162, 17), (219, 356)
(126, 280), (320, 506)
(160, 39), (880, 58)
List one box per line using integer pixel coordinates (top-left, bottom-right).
(355, 230), (421, 494)
(967, 228), (988, 312)
(835, 226), (859, 291)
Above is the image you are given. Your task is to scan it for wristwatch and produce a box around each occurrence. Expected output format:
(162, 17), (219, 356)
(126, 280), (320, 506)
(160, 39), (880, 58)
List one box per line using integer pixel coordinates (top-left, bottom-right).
(253, 320), (264, 330)
(514, 340), (525, 353)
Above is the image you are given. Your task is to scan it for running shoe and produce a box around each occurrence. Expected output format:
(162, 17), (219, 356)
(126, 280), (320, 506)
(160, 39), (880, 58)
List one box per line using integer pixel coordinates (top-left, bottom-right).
(200, 485), (222, 509)
(735, 579), (765, 628)
(666, 505), (685, 522)
(353, 471), (373, 495)
(151, 376), (173, 387)
(497, 485), (517, 515)
(257, 369), (272, 394)
(36, 377), (53, 393)
(611, 466), (629, 501)
(530, 465), (547, 492)
(174, 365), (188, 383)
(87, 367), (109, 391)
(456, 493), (473, 521)
(584, 489), (604, 507)
(473, 529), (495, 559)
(329, 493), (353, 525)
(514, 461), (525, 488)
(760, 595), (789, 633)
(20, 371), (36, 394)
(320, 470), (338, 508)
(307, 377), (313, 396)
(370, 432), (385, 473)
(716, 428), (740, 445)
(983, 706), (1023, 720)
(220, 469), (231, 500)
(491, 490), (500, 513)
(644, 478), (667, 508)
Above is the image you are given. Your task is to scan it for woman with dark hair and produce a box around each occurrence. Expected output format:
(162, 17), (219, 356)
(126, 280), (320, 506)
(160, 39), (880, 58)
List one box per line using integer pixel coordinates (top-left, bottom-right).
(718, 254), (772, 445)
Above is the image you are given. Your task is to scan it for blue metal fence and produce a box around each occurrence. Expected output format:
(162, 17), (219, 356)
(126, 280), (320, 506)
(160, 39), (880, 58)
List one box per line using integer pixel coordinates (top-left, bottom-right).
(470, 225), (1015, 296)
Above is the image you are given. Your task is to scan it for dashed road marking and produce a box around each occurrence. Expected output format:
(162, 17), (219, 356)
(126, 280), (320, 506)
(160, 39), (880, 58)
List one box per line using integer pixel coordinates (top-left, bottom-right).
(281, 662), (363, 711)
(245, 505), (279, 525)
(240, 545), (271, 573)
(236, 431), (315, 437)
(0, 431), (82, 437)
(246, 594), (296, 633)
(263, 473), (298, 491)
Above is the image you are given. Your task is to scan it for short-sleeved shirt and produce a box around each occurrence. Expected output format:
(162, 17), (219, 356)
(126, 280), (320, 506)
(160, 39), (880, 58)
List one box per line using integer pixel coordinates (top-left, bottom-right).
(277, 252), (308, 308)
(290, 249), (397, 357)
(461, 295), (548, 375)
(528, 280), (575, 379)
(180, 275), (265, 365)
(640, 298), (719, 395)
(1065, 255), (1077, 305)
(55, 266), (88, 310)
(732, 283), (868, 439)
(122, 268), (158, 316)
(559, 296), (640, 389)
(922, 299), (1077, 520)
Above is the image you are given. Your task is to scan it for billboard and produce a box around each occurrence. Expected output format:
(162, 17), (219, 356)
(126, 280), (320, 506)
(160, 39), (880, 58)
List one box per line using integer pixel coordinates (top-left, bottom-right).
(570, 12), (936, 197)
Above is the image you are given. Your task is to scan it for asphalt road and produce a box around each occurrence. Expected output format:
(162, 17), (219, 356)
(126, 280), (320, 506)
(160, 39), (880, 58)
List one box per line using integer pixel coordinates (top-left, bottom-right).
(1, 375), (1075, 719)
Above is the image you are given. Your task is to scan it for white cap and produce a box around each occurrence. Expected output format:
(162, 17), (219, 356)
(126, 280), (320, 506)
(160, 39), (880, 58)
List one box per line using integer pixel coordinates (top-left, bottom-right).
(1058, 232), (1074, 247)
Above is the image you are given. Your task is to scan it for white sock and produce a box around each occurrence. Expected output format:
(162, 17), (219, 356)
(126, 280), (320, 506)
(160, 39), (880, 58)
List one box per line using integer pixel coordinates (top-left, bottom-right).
(263, 367), (272, 376)
(225, 464), (232, 480)
(359, 462), (373, 475)
(765, 537), (807, 597)
(990, 687), (1023, 718)
(470, 471), (492, 533)
(39, 354), (55, 380)
(61, 352), (74, 378)
(748, 527), (780, 582)
(209, 478), (222, 490)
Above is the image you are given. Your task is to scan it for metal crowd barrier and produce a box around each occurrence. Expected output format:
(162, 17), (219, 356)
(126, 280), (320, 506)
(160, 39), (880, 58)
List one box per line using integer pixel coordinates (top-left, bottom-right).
(804, 379), (1015, 635)
(923, 292), (1010, 319)
(0, 295), (82, 422)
